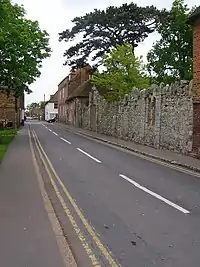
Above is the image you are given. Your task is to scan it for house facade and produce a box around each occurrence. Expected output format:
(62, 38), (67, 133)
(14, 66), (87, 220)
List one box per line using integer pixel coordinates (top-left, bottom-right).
(57, 65), (92, 123)
(65, 81), (92, 127)
(57, 76), (70, 122)
(45, 92), (58, 121)
(0, 90), (24, 128)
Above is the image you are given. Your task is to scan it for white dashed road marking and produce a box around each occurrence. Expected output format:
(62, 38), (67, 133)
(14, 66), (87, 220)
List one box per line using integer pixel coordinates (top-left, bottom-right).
(119, 174), (190, 214)
(77, 148), (102, 163)
(60, 137), (71, 144)
(52, 132), (58, 136)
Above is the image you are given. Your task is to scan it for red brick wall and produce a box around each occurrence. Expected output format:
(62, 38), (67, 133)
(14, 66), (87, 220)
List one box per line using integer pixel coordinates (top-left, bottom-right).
(193, 18), (200, 102)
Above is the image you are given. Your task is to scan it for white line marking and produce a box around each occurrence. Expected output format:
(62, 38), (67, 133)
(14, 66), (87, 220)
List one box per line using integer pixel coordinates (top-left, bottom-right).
(49, 129), (52, 132)
(52, 131), (58, 136)
(77, 148), (102, 163)
(119, 174), (190, 214)
(60, 137), (71, 144)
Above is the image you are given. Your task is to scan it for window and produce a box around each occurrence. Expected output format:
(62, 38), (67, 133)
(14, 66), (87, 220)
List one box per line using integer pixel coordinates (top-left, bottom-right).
(62, 87), (64, 99)
(54, 103), (58, 109)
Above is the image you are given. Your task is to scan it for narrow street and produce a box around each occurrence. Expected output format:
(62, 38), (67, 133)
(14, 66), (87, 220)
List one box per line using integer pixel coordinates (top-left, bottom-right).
(29, 121), (200, 267)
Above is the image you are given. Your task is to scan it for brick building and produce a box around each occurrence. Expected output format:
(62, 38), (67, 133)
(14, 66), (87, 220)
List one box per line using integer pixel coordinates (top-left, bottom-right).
(57, 65), (92, 123)
(190, 7), (200, 153)
(57, 76), (70, 122)
(0, 90), (24, 128)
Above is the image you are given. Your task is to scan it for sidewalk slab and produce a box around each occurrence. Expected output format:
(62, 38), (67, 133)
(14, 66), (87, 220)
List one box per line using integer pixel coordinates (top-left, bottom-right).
(56, 122), (200, 173)
(0, 126), (66, 267)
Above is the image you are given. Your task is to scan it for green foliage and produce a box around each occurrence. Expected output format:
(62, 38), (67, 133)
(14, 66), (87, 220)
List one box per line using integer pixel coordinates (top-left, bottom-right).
(26, 102), (40, 116)
(0, 134), (15, 161)
(92, 43), (149, 102)
(27, 101), (46, 111)
(59, 3), (166, 69)
(39, 101), (46, 110)
(27, 102), (39, 109)
(0, 0), (51, 96)
(0, 129), (17, 136)
(147, 0), (193, 84)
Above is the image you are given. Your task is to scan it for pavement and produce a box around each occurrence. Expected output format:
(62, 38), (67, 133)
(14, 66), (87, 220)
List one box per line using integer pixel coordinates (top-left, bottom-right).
(55, 122), (200, 172)
(27, 121), (200, 267)
(0, 125), (76, 267)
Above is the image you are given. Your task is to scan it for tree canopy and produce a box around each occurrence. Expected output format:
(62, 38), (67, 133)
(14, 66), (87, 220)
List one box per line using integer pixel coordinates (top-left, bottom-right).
(0, 0), (51, 96)
(92, 43), (149, 102)
(147, 0), (193, 84)
(59, 3), (166, 70)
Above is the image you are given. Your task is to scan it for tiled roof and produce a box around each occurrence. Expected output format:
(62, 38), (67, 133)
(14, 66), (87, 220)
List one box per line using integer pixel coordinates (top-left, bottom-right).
(189, 6), (200, 24)
(66, 80), (93, 102)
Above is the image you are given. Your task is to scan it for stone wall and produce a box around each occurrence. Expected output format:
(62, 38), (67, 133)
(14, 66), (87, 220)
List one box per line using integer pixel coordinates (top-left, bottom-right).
(78, 81), (193, 154)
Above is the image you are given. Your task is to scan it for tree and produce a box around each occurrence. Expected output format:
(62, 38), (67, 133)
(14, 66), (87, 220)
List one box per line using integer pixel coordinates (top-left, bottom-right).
(147, 0), (193, 84)
(59, 3), (166, 70)
(0, 0), (51, 96)
(92, 43), (149, 102)
(39, 101), (46, 110)
(26, 102), (40, 117)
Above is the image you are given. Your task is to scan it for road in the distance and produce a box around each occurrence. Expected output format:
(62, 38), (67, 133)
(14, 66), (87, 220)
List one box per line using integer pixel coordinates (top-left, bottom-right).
(32, 121), (200, 267)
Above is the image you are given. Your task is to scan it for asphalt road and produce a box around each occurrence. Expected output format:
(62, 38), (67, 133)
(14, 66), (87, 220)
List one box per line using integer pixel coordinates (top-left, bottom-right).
(31, 121), (200, 267)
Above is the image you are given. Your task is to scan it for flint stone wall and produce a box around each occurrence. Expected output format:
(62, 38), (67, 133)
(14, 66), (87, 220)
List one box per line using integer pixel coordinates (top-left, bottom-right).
(78, 81), (193, 154)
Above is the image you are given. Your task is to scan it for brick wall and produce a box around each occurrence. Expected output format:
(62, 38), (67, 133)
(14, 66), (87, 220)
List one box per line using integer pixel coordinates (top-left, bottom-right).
(193, 18), (200, 102)
(191, 11), (200, 153)
(0, 91), (21, 128)
(57, 76), (69, 122)
(57, 66), (92, 122)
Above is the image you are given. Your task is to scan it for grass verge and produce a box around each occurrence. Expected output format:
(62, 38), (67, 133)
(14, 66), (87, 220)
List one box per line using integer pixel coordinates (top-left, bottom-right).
(0, 129), (17, 162)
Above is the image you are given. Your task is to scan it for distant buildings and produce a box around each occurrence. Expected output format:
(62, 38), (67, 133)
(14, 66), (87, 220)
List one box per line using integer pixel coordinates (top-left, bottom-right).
(45, 92), (58, 121)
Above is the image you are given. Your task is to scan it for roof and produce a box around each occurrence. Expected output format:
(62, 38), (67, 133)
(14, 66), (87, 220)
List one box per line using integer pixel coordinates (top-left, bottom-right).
(66, 80), (93, 102)
(189, 6), (200, 24)
(45, 91), (58, 105)
(57, 75), (69, 88)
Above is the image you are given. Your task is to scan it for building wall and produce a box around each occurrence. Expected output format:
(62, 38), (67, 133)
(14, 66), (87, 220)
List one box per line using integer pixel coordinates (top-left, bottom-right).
(0, 91), (21, 128)
(66, 98), (89, 127)
(58, 76), (69, 122)
(193, 17), (200, 102)
(45, 102), (58, 121)
(78, 81), (193, 154)
(192, 16), (200, 153)
(58, 66), (92, 123)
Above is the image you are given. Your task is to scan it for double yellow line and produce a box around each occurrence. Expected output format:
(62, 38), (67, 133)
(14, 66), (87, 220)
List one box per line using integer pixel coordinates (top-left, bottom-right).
(28, 127), (119, 267)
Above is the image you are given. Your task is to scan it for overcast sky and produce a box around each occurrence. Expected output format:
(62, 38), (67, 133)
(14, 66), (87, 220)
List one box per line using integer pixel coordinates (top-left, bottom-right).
(14, 0), (199, 106)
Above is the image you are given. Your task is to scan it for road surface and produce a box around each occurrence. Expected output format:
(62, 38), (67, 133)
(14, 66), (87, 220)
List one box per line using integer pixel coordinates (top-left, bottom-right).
(29, 121), (200, 267)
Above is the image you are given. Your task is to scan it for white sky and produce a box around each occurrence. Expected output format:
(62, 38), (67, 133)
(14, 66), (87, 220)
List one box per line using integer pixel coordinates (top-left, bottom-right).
(13, 0), (199, 105)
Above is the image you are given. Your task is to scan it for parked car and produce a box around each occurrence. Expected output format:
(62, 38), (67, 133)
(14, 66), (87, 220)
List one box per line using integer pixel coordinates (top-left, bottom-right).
(47, 117), (56, 123)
